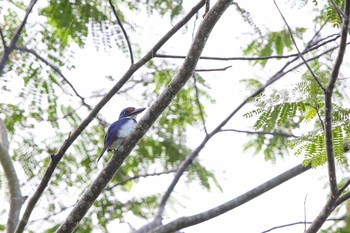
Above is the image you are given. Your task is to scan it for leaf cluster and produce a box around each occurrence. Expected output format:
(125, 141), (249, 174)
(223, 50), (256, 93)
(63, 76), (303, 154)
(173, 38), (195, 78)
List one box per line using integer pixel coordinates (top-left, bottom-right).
(243, 60), (350, 167)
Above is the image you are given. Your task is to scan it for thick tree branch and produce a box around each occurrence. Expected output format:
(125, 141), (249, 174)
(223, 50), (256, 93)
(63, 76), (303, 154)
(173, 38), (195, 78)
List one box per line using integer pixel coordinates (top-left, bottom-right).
(109, 0), (134, 65)
(0, 119), (24, 233)
(148, 163), (311, 233)
(306, 0), (350, 232)
(0, 0), (38, 76)
(14, 1), (206, 232)
(55, 0), (229, 232)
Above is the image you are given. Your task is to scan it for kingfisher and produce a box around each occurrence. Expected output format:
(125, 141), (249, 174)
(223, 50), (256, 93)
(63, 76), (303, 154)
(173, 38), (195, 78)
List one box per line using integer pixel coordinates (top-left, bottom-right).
(97, 107), (146, 162)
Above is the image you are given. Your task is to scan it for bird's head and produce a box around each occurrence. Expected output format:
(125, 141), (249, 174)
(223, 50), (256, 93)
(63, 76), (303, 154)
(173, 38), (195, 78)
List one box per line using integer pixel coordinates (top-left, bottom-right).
(119, 107), (146, 119)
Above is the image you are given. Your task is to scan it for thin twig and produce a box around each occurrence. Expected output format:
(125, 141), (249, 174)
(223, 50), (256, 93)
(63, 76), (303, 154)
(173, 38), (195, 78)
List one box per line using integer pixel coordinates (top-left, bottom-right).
(330, 0), (346, 19)
(274, 0), (325, 91)
(108, 0), (134, 65)
(195, 65), (232, 72)
(156, 32), (340, 61)
(261, 217), (345, 233)
(0, 26), (7, 49)
(14, 46), (108, 126)
(106, 169), (177, 191)
(219, 129), (298, 138)
(304, 20), (328, 50)
(0, 0), (38, 75)
(30, 203), (75, 223)
(314, 103), (325, 130)
(15, 47), (85, 101)
(192, 75), (208, 135)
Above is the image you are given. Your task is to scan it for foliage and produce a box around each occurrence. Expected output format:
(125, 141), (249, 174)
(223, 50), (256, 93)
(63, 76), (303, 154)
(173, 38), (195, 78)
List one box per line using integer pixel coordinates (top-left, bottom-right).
(1, 0), (350, 232)
(242, 58), (350, 167)
(243, 28), (306, 66)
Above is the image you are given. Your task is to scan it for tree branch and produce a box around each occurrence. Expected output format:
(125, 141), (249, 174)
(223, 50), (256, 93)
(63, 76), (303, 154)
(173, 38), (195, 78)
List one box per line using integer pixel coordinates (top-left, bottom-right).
(195, 65), (232, 72)
(108, 0), (134, 65)
(14, 1), (206, 232)
(329, 0), (346, 19)
(0, 119), (24, 233)
(13, 46), (108, 126)
(306, 0), (350, 232)
(192, 75), (208, 135)
(105, 169), (177, 191)
(148, 163), (311, 233)
(274, 0), (325, 91)
(154, 32), (340, 61)
(55, 0), (230, 232)
(0, 26), (7, 49)
(219, 129), (298, 138)
(0, 0), (38, 76)
(261, 217), (345, 233)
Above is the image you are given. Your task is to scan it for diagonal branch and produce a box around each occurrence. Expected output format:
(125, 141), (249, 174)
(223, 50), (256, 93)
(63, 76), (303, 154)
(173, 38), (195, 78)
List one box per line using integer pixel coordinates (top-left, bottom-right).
(13, 46), (108, 126)
(14, 1), (206, 233)
(149, 163), (311, 233)
(109, 0), (134, 65)
(274, 0), (325, 91)
(192, 75), (208, 135)
(330, 0), (346, 19)
(0, 26), (7, 49)
(0, 0), (38, 76)
(55, 0), (230, 232)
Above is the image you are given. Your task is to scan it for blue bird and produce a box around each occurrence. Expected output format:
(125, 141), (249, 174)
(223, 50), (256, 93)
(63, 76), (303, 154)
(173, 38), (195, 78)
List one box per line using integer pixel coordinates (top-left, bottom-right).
(97, 107), (146, 162)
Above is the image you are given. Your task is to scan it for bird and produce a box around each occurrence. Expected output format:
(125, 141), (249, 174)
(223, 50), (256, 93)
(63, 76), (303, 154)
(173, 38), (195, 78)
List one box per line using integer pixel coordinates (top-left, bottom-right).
(97, 107), (146, 162)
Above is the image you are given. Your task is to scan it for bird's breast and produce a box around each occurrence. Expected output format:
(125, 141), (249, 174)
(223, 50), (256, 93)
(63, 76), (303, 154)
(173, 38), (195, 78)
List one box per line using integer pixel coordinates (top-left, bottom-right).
(117, 119), (137, 138)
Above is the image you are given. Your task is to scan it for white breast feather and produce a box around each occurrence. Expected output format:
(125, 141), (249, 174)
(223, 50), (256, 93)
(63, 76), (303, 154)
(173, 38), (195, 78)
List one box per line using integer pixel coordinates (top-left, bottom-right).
(118, 119), (137, 137)
(108, 119), (136, 150)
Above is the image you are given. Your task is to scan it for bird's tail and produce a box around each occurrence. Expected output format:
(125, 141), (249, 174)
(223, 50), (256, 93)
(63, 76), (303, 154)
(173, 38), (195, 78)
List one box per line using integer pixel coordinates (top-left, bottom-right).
(97, 146), (107, 162)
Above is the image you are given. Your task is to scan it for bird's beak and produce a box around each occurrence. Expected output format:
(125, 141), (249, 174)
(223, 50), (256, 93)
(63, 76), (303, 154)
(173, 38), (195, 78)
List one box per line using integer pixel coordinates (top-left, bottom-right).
(128, 107), (146, 116)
